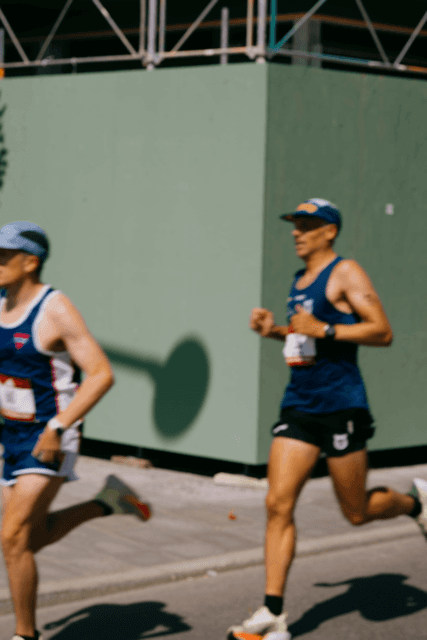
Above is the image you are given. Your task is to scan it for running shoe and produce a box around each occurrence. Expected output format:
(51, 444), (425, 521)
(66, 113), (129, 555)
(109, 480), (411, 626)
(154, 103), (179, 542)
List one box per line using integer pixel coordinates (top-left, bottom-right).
(94, 474), (152, 521)
(12, 633), (42, 640)
(227, 605), (291, 640)
(408, 477), (427, 539)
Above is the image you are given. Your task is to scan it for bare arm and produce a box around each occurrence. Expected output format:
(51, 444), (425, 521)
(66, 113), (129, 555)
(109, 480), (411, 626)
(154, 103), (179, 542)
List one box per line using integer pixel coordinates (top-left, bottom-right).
(291, 261), (393, 347)
(333, 261), (393, 346)
(48, 294), (115, 427)
(250, 308), (289, 341)
(32, 294), (114, 464)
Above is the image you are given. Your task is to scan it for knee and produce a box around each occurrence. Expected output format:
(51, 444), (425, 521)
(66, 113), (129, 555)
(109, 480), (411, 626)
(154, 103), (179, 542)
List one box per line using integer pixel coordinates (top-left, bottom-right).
(1, 522), (31, 560)
(265, 492), (294, 524)
(342, 510), (367, 526)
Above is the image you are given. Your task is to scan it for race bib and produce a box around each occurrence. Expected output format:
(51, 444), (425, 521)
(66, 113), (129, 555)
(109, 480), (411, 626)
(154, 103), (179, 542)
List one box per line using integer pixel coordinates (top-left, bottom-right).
(283, 331), (316, 367)
(0, 373), (36, 421)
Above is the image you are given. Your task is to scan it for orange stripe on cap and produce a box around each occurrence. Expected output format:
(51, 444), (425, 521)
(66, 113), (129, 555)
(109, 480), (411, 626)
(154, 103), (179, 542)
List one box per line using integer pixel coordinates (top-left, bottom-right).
(296, 203), (318, 213)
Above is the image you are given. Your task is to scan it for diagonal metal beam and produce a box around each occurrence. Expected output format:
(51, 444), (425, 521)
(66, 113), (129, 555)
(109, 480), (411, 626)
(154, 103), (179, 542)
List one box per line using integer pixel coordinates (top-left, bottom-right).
(272, 0), (329, 51)
(36, 0), (74, 62)
(0, 8), (29, 64)
(91, 0), (137, 56)
(171, 0), (220, 53)
(394, 10), (427, 67)
(354, 0), (390, 66)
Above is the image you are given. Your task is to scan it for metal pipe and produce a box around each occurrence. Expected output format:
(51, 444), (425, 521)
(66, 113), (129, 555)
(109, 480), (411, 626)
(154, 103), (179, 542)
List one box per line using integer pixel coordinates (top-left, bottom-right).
(1, 46), (427, 77)
(394, 9), (427, 67)
(0, 8), (30, 63)
(269, 0), (277, 49)
(146, 0), (157, 69)
(91, 0), (137, 55)
(246, 0), (254, 49)
(171, 0), (220, 53)
(3, 54), (141, 68)
(36, 0), (74, 62)
(256, 0), (267, 62)
(159, 0), (167, 55)
(220, 8), (229, 64)
(354, 0), (390, 66)
(139, 0), (146, 54)
(272, 0), (329, 51)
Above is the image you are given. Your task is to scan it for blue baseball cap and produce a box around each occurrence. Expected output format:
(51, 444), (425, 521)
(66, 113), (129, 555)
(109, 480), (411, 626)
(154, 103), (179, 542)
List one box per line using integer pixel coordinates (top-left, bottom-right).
(0, 221), (49, 260)
(280, 198), (342, 233)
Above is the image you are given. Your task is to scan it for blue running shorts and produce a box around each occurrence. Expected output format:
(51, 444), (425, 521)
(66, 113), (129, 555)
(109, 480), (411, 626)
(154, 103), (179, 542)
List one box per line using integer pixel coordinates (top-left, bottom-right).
(0, 422), (81, 486)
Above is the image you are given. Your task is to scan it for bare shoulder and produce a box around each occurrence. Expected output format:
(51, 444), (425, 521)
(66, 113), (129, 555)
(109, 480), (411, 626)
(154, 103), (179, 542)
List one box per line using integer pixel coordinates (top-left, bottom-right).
(333, 259), (367, 277)
(332, 259), (374, 287)
(44, 292), (87, 329)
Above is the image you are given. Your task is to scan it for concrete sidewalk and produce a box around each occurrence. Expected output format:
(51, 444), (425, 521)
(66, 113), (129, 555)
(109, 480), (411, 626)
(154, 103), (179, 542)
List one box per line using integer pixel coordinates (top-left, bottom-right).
(0, 452), (426, 613)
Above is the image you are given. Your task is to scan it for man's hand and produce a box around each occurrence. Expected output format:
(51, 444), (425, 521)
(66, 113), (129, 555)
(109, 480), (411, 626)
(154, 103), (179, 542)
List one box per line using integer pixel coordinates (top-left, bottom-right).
(291, 305), (326, 339)
(32, 427), (65, 467)
(250, 308), (275, 337)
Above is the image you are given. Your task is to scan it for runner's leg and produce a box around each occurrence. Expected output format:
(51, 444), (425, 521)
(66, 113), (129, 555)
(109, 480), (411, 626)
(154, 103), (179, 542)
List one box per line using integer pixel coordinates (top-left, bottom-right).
(265, 437), (321, 596)
(1, 474), (104, 637)
(327, 449), (415, 525)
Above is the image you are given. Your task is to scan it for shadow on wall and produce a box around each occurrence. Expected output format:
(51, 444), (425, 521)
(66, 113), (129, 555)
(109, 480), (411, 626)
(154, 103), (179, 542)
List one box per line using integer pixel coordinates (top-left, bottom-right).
(103, 336), (210, 439)
(0, 93), (7, 190)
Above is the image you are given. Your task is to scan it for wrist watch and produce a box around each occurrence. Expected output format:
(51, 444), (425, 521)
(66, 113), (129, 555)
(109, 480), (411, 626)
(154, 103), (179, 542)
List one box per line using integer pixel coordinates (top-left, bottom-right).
(47, 416), (65, 437)
(323, 324), (336, 339)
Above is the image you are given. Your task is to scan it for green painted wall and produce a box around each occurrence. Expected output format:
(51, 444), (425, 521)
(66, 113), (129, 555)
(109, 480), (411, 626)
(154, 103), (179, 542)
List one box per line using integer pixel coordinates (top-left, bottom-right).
(0, 64), (268, 464)
(1, 62), (426, 464)
(260, 64), (427, 459)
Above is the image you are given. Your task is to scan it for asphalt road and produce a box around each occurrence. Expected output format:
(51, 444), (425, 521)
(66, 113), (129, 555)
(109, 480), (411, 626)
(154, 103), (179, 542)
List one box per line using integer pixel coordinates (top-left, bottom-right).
(1, 535), (427, 640)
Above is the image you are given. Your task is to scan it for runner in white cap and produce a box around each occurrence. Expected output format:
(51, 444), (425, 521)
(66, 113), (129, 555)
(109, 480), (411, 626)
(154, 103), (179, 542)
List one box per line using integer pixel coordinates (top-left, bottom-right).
(227, 200), (427, 640)
(0, 222), (151, 640)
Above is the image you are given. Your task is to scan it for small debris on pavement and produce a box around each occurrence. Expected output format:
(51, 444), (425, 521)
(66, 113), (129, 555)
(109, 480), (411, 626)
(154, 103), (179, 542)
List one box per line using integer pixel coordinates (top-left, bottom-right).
(110, 455), (153, 469)
(206, 569), (218, 577)
(228, 509), (237, 520)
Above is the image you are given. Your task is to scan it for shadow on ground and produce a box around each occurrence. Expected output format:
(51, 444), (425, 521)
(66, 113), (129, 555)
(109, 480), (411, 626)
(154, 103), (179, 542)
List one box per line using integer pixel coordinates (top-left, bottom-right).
(289, 573), (427, 637)
(43, 600), (192, 639)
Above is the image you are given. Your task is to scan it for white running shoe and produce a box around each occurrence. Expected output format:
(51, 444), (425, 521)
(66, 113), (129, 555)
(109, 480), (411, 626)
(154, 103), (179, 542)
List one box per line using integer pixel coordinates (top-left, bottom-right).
(95, 474), (152, 521)
(12, 634), (42, 640)
(408, 477), (427, 539)
(227, 605), (291, 640)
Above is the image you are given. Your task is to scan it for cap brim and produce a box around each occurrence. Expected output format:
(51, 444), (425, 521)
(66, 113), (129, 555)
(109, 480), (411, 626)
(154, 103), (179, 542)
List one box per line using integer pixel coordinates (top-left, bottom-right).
(279, 212), (307, 221)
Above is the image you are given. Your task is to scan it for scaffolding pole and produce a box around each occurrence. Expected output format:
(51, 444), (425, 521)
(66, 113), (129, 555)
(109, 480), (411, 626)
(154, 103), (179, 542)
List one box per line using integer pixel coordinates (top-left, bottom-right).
(146, 0), (157, 69)
(220, 8), (229, 64)
(256, 0), (267, 62)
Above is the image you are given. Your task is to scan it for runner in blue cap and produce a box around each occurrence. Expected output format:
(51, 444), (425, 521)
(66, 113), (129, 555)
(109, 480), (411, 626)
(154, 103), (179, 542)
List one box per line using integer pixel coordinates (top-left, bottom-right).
(227, 199), (427, 640)
(0, 222), (152, 640)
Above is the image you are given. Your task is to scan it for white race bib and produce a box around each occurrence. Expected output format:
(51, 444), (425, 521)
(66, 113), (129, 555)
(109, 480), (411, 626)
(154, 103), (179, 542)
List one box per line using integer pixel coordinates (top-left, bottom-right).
(0, 373), (36, 421)
(283, 332), (316, 367)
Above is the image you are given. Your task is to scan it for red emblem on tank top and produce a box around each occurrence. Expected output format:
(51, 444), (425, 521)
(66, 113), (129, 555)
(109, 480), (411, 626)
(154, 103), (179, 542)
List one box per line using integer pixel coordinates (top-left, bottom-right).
(13, 333), (30, 350)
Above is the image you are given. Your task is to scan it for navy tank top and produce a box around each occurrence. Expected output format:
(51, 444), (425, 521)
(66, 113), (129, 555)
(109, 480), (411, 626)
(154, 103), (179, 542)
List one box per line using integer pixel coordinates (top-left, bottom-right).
(281, 256), (369, 413)
(0, 285), (81, 426)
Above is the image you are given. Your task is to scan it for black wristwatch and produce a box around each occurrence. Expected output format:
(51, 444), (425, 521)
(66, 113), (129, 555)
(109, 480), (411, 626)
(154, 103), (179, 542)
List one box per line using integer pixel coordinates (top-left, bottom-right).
(323, 324), (336, 339)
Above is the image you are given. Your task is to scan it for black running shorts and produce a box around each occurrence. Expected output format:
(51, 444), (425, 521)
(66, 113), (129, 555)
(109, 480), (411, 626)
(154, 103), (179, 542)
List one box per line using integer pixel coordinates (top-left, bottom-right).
(271, 407), (375, 458)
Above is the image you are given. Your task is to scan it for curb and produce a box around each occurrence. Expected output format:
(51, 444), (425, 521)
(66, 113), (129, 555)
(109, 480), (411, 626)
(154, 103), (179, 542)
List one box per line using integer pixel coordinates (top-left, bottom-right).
(0, 521), (420, 615)
(213, 473), (268, 489)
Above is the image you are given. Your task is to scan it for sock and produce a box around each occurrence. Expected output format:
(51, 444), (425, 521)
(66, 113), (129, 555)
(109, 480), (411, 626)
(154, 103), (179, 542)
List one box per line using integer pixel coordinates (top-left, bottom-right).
(407, 495), (422, 519)
(16, 633), (39, 640)
(93, 499), (113, 516)
(264, 595), (283, 616)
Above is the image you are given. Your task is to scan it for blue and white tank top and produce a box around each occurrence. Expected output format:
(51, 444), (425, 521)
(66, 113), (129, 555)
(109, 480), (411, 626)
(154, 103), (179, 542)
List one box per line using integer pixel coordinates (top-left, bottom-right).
(0, 285), (81, 425)
(281, 256), (370, 413)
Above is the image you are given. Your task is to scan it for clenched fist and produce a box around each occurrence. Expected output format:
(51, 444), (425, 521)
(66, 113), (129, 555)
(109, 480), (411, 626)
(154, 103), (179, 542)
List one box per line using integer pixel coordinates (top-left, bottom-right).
(250, 308), (275, 337)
